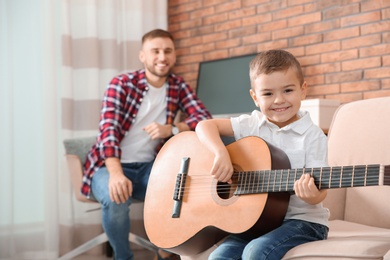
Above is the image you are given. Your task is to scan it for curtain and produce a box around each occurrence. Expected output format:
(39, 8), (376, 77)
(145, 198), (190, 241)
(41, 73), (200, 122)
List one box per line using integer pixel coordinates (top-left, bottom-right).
(0, 0), (167, 258)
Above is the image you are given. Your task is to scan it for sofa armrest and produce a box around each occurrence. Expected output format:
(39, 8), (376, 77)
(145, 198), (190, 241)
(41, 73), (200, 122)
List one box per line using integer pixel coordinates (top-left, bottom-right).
(322, 188), (346, 220)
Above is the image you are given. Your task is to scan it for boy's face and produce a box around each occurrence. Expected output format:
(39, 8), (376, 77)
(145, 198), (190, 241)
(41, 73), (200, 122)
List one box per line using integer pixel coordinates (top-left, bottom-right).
(139, 37), (176, 80)
(250, 68), (307, 128)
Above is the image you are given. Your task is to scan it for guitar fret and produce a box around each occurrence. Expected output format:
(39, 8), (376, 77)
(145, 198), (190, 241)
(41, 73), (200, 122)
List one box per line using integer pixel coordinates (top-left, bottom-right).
(272, 170), (276, 192)
(252, 171), (256, 193)
(279, 170), (284, 191)
(248, 172), (252, 193)
(292, 169), (297, 191)
(274, 170), (278, 191)
(278, 170), (282, 191)
(266, 170), (271, 191)
(341, 166), (349, 187)
(286, 169), (290, 191)
(268, 170), (273, 192)
(245, 174), (251, 194)
(247, 172), (251, 193)
(236, 172), (241, 194)
(252, 171), (257, 193)
(331, 166), (340, 189)
(331, 167), (341, 188)
(240, 172), (245, 194)
(253, 171), (258, 193)
(287, 169), (292, 191)
(364, 165), (367, 186)
(261, 171), (265, 192)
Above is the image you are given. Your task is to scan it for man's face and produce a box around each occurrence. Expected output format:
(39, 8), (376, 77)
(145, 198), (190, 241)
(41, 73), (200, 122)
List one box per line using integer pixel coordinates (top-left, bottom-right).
(139, 37), (176, 80)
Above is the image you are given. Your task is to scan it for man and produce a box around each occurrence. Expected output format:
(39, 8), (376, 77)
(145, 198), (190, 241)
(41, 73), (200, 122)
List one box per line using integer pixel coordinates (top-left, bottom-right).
(82, 29), (212, 260)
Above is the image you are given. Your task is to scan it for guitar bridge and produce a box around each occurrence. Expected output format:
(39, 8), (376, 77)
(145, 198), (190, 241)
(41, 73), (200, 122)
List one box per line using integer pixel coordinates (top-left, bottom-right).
(172, 157), (190, 218)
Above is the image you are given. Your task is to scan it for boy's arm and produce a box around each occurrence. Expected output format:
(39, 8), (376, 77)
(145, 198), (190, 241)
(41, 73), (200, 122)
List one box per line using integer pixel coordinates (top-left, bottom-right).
(294, 132), (328, 205)
(195, 119), (235, 183)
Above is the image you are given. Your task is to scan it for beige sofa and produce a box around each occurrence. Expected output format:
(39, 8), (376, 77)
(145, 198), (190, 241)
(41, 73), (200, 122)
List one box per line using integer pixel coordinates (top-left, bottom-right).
(181, 97), (390, 260)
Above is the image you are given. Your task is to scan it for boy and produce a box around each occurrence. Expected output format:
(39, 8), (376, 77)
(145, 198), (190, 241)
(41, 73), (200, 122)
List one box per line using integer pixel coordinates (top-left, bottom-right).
(195, 49), (329, 260)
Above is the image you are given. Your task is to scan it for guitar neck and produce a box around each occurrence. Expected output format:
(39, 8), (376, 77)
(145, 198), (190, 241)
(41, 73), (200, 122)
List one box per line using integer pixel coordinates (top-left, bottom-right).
(234, 164), (390, 195)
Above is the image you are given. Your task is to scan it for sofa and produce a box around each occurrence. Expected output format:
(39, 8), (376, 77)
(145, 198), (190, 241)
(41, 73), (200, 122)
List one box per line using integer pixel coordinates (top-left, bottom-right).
(180, 97), (390, 260)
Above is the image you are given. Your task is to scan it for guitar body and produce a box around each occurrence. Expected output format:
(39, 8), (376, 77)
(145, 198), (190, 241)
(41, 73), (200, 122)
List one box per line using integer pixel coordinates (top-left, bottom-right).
(144, 131), (291, 256)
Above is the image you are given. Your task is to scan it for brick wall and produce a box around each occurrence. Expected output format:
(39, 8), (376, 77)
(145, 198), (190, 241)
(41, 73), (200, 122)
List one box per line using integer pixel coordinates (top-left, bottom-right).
(168, 0), (390, 104)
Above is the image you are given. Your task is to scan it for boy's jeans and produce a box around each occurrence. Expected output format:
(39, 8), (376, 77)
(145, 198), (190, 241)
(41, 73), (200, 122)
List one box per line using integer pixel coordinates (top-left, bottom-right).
(209, 219), (328, 260)
(91, 161), (154, 260)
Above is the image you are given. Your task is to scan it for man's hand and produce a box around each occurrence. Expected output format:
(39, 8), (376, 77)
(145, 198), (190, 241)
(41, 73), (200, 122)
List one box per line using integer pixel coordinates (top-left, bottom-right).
(108, 172), (133, 204)
(144, 122), (190, 139)
(105, 157), (132, 204)
(294, 173), (327, 205)
(143, 122), (173, 139)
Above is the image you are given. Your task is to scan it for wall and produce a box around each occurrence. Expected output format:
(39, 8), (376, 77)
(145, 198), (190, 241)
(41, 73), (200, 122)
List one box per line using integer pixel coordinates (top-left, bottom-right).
(168, 0), (390, 104)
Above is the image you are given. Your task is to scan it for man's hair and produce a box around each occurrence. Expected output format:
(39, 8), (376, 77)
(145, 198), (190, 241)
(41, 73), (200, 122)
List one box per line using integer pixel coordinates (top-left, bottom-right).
(142, 29), (174, 44)
(249, 49), (304, 86)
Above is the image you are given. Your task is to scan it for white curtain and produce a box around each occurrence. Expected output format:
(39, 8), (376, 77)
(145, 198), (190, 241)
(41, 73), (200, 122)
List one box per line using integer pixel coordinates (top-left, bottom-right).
(0, 0), (167, 258)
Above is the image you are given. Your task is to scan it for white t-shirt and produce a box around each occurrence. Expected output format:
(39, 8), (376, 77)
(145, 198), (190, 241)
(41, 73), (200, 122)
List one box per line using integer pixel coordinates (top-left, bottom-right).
(120, 83), (167, 163)
(231, 110), (330, 227)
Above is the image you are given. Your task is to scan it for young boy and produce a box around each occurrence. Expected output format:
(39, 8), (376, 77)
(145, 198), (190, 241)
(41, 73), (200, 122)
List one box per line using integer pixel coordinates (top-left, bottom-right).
(195, 49), (329, 260)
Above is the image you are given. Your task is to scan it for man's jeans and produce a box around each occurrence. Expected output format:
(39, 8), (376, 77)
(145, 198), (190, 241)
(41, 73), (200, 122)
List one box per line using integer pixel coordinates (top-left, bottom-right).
(209, 219), (328, 260)
(91, 161), (154, 260)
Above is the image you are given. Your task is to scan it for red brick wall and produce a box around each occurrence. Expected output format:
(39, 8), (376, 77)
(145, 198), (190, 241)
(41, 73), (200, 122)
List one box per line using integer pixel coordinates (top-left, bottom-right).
(168, 0), (390, 104)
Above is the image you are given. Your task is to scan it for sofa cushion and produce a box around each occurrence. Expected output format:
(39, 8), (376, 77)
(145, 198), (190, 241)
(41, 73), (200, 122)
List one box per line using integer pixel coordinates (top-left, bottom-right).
(283, 220), (390, 259)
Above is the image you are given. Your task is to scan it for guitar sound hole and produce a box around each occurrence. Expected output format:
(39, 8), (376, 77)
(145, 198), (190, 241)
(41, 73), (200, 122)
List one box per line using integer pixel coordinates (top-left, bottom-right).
(216, 176), (238, 200)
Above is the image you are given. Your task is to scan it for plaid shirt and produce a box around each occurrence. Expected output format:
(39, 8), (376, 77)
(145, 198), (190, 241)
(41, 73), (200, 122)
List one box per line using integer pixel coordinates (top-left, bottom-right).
(81, 69), (212, 197)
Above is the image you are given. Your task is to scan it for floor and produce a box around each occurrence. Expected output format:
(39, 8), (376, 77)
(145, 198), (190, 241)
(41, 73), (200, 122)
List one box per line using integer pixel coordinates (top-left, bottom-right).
(73, 248), (155, 260)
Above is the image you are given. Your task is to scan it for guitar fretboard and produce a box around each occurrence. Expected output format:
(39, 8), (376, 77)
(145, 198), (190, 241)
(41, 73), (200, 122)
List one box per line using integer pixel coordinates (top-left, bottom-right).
(234, 164), (390, 195)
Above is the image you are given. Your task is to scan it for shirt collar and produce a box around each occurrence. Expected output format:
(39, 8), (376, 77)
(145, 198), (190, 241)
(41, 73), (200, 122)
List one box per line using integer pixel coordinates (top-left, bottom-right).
(263, 110), (313, 135)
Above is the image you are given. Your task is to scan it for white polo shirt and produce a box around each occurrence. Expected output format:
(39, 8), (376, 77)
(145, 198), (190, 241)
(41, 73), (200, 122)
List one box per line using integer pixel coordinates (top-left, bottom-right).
(231, 110), (329, 227)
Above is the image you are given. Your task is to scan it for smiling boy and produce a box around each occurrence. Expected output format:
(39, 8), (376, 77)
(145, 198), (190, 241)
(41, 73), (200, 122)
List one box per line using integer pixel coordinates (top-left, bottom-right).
(195, 49), (329, 260)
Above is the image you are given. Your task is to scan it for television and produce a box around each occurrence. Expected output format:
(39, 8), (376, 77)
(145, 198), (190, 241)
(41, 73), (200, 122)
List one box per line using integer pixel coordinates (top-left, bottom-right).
(196, 54), (258, 118)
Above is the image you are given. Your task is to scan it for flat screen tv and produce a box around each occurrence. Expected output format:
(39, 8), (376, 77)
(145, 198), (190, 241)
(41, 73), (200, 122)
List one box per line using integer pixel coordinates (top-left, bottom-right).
(196, 53), (258, 118)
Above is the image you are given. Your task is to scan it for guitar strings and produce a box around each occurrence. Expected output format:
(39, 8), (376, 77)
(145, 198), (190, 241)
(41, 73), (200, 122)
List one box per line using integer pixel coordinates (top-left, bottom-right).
(172, 167), (390, 197)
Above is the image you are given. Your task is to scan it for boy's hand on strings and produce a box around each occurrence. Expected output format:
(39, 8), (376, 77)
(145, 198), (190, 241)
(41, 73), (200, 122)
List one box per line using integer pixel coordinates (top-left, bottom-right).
(211, 149), (234, 184)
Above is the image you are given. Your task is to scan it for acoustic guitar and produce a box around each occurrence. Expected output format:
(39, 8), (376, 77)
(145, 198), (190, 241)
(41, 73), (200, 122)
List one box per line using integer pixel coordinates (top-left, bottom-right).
(144, 131), (390, 256)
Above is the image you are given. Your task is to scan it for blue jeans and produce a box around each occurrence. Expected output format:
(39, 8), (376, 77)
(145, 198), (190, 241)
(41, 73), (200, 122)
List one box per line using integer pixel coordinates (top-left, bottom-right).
(91, 161), (154, 260)
(209, 219), (328, 260)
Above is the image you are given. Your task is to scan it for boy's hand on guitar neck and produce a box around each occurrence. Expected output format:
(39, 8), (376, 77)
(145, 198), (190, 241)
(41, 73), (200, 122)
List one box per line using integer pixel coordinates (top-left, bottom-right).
(294, 174), (327, 205)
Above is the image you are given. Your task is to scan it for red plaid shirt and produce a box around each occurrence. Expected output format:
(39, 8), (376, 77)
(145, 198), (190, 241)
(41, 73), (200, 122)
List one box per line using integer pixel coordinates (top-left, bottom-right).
(81, 69), (212, 197)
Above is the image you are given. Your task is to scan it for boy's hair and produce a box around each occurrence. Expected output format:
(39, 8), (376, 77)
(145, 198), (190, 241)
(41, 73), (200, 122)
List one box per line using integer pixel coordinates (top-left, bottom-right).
(142, 29), (174, 44)
(249, 49), (304, 86)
